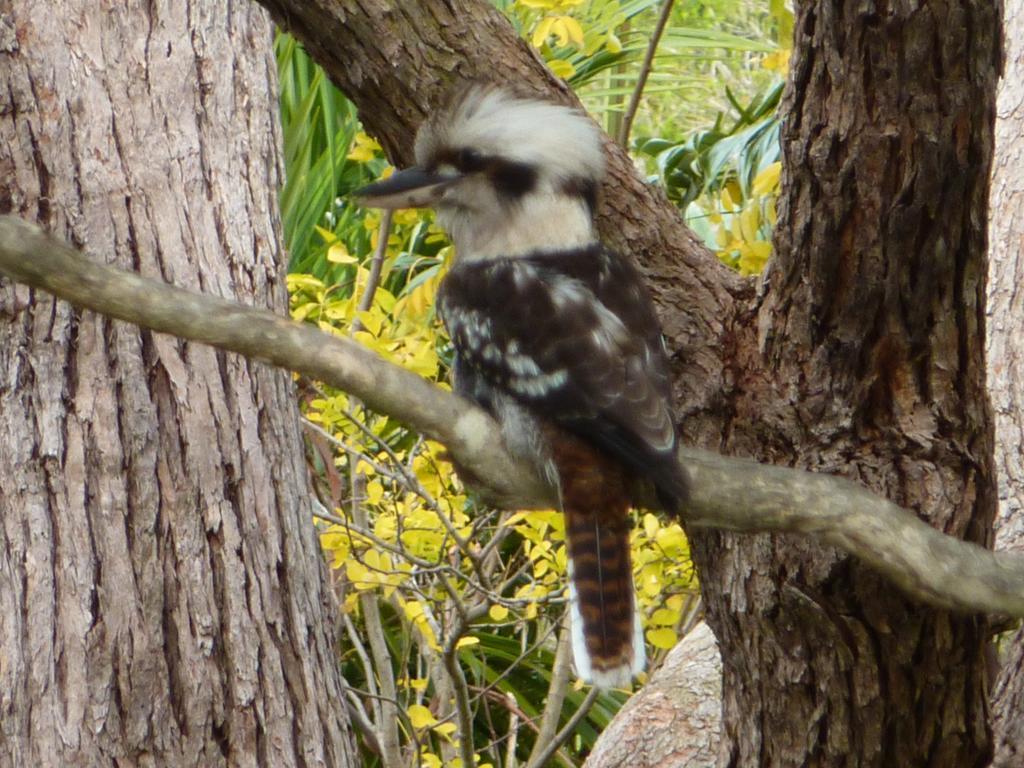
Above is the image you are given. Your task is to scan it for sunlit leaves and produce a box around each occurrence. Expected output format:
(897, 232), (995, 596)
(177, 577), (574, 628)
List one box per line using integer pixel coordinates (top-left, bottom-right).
(347, 131), (382, 162)
(407, 704), (438, 730)
(696, 160), (781, 275)
(532, 14), (585, 48)
(511, 0), (625, 82)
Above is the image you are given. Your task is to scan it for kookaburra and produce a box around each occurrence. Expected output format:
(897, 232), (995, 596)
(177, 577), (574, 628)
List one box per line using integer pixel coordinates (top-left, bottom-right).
(357, 83), (687, 688)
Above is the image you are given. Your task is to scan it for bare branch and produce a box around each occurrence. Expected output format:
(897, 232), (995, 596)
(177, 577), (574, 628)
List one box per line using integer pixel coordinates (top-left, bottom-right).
(523, 686), (601, 768)
(526, 611), (573, 767)
(350, 472), (403, 768)
(353, 209), (392, 324)
(1, 215), (1023, 618)
(616, 0), (676, 147)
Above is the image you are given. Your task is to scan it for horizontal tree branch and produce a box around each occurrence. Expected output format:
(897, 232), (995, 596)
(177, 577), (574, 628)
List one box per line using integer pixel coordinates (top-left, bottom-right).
(2, 214), (1022, 618)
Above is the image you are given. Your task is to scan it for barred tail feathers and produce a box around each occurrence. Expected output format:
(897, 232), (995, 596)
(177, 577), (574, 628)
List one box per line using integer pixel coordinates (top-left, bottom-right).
(564, 501), (645, 689)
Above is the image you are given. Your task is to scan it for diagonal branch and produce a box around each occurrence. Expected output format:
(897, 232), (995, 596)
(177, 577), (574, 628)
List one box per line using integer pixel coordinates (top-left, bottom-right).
(1, 214), (1023, 618)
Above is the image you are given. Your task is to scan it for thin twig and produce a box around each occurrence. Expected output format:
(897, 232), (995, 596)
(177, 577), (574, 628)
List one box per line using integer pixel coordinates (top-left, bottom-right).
(524, 686), (602, 768)
(352, 208), (393, 330)
(616, 0), (677, 147)
(343, 686), (384, 757)
(350, 471), (403, 768)
(504, 691), (521, 768)
(469, 686), (572, 767)
(302, 417), (407, 484)
(526, 610), (573, 767)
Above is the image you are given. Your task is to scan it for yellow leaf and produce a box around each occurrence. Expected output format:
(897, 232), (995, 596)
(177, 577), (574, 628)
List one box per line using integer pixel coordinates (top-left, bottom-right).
(286, 273), (325, 292)
(456, 636), (480, 649)
(647, 627), (678, 650)
(505, 511), (529, 526)
(605, 32), (622, 54)
(489, 604), (510, 621)
(319, 527), (350, 554)
(434, 722), (458, 738)
(752, 161), (782, 196)
(739, 204), (761, 243)
(352, 309), (385, 335)
(374, 513), (398, 542)
(762, 48), (792, 74)
(346, 559), (371, 588)
(720, 186), (736, 213)
(739, 241), (773, 275)
(314, 225), (337, 245)
(408, 704), (437, 729)
(347, 131), (382, 163)
(406, 677), (429, 692)
(326, 242), (357, 264)
(548, 58), (576, 79)
(641, 569), (662, 597)
(714, 226), (732, 249)
(649, 607), (680, 626)
(366, 480), (384, 505)
(551, 16), (583, 47)
(643, 513), (659, 539)
(532, 16), (556, 47)
(655, 524), (688, 556)
(363, 548), (392, 574)
(421, 755), (442, 768)
(529, 540), (552, 561)
(291, 302), (318, 322)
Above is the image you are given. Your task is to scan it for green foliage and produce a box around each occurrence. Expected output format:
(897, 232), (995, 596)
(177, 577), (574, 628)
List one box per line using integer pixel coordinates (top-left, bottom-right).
(496, 0), (779, 135)
(637, 83), (782, 274)
(276, 34), (387, 277)
(637, 82), (781, 208)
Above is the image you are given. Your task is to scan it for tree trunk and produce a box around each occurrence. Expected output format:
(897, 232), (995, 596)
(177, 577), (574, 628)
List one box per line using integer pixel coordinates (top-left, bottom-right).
(700, 2), (1000, 764)
(0, 2), (355, 765)
(988, 0), (1024, 762)
(255, 1), (1004, 765)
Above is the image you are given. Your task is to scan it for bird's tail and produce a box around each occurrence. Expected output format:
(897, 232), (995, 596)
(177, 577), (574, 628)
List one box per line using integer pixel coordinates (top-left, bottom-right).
(561, 472), (644, 689)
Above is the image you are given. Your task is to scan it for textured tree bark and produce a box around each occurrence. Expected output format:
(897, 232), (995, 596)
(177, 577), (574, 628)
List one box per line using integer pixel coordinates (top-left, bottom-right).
(256, 0), (1004, 764)
(989, 0), (1024, 557)
(0, 2), (355, 766)
(988, 0), (1024, 762)
(705, 2), (999, 764)
(586, 622), (721, 768)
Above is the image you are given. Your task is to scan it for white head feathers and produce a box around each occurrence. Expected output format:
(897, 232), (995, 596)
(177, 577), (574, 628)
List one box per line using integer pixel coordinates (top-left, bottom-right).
(415, 84), (606, 185)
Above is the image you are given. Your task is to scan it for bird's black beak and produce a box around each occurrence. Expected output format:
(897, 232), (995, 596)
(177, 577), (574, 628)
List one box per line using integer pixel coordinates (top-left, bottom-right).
(354, 166), (460, 209)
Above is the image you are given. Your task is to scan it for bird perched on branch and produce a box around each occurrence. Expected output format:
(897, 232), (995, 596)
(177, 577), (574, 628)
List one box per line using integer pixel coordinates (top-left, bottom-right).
(356, 83), (686, 689)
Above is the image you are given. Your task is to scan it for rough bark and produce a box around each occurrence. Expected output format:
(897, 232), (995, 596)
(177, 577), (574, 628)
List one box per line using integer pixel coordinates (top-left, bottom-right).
(586, 622), (722, 768)
(989, 0), (1024, 557)
(212, 0), (1007, 765)
(0, 2), (355, 766)
(988, 0), (1024, 762)
(705, 2), (999, 765)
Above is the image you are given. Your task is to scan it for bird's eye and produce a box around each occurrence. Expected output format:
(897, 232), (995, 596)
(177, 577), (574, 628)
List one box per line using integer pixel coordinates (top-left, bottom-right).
(457, 148), (485, 172)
